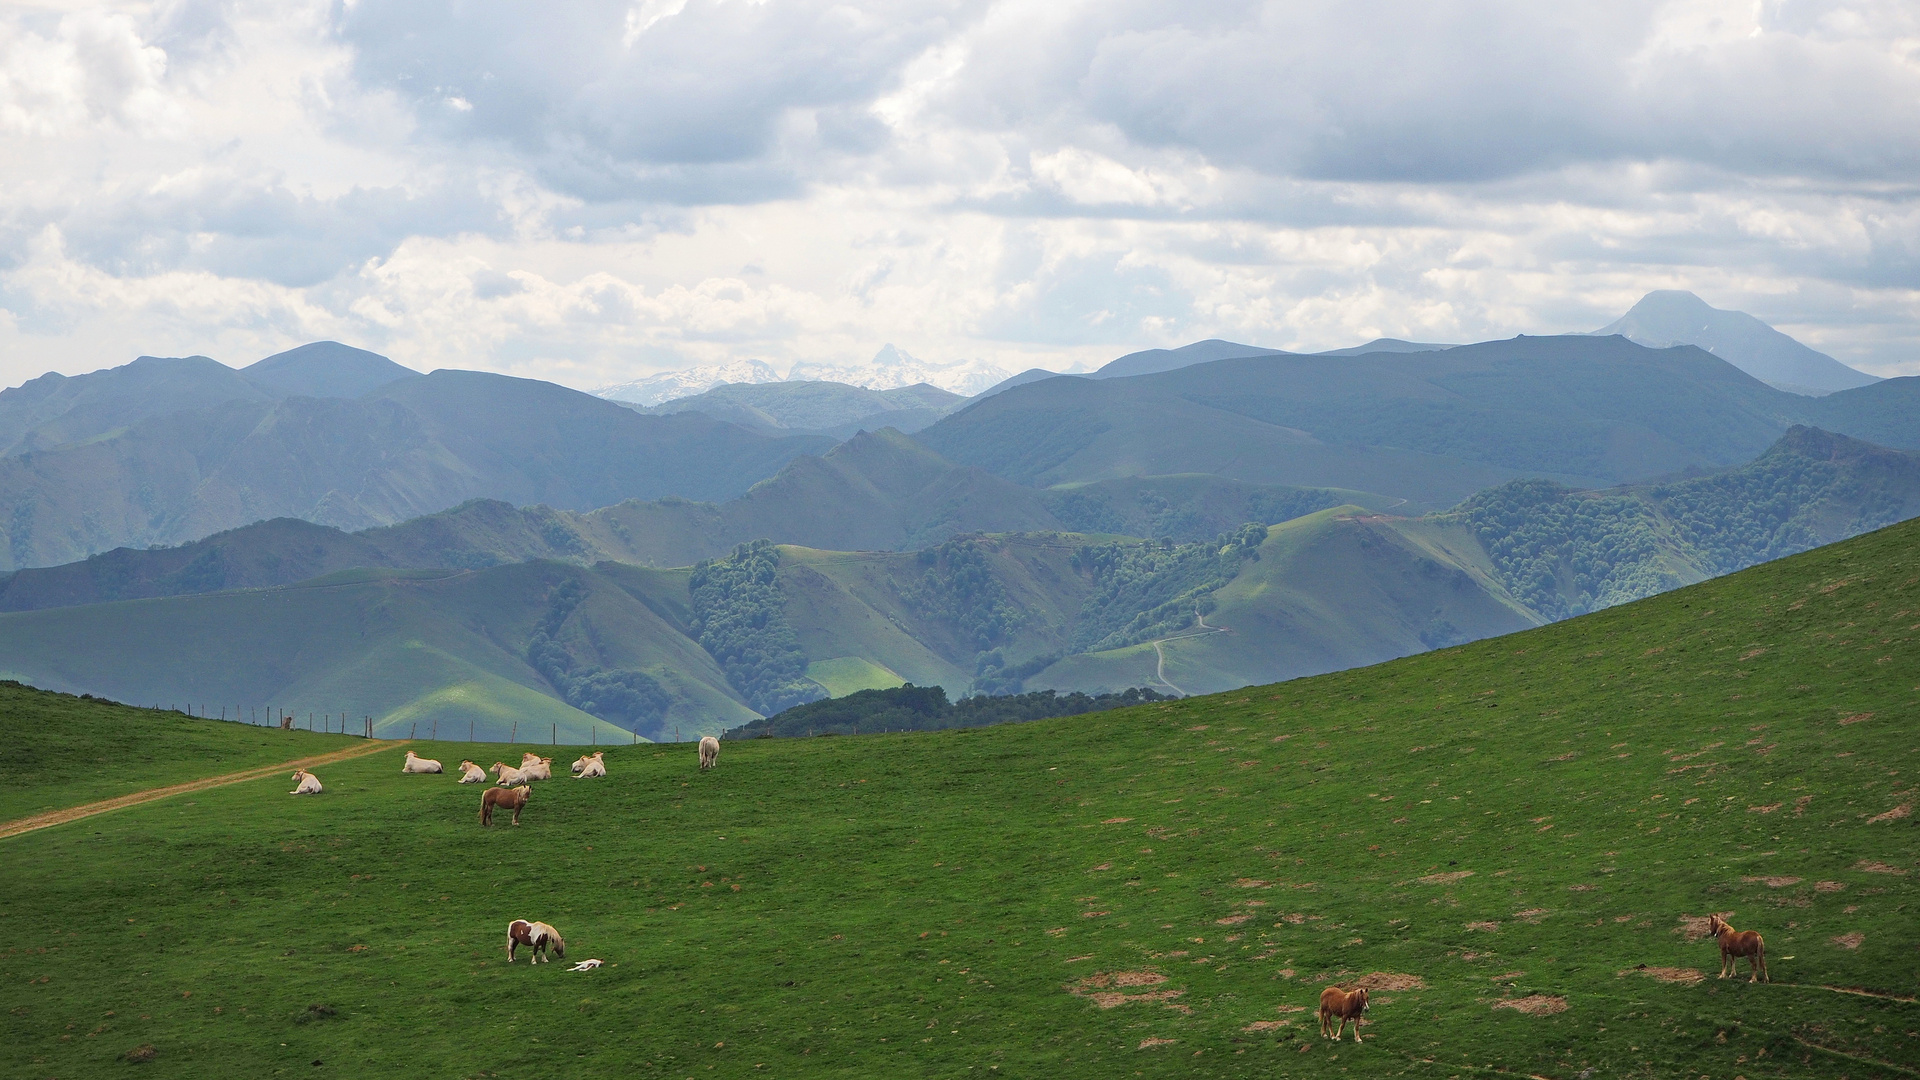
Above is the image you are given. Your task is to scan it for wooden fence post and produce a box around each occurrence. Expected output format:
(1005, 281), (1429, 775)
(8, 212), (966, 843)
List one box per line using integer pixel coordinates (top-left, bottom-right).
(510, 721), (516, 744)
(431, 718), (437, 741)
(552, 723), (557, 745)
(470, 720), (475, 743)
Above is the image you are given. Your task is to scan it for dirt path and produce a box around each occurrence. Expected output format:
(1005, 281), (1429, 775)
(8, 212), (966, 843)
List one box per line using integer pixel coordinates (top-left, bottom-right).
(0, 739), (404, 842)
(1150, 610), (1231, 697)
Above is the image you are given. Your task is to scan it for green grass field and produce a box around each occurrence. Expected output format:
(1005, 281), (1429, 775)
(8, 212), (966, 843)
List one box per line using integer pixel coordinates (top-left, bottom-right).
(3, 518), (1917, 1078)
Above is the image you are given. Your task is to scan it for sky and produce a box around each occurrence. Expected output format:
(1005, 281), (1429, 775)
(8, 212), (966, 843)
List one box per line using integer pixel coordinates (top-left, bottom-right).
(2, 0), (1918, 391)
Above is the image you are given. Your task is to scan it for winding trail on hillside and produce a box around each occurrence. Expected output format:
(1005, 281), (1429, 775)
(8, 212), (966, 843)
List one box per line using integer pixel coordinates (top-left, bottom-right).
(0, 739), (404, 842)
(1150, 610), (1232, 697)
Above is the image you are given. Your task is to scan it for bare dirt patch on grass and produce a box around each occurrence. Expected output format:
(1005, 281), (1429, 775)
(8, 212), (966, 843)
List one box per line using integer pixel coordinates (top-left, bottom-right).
(1619, 965), (1706, 985)
(1492, 994), (1569, 1015)
(1071, 971), (1186, 1009)
(1242, 1020), (1291, 1032)
(1351, 972), (1426, 991)
(1814, 880), (1847, 892)
(1137, 1037), (1177, 1049)
(1673, 914), (1731, 940)
(1233, 878), (1272, 888)
(1865, 803), (1912, 824)
(1742, 875), (1803, 888)
(1215, 914), (1253, 926)
(1417, 870), (1473, 885)
(1465, 921), (1501, 932)
(1830, 932), (1865, 950)
(1853, 860), (1907, 875)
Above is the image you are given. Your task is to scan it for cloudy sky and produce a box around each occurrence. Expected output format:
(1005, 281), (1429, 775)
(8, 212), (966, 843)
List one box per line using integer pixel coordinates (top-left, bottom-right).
(2, 0), (1917, 390)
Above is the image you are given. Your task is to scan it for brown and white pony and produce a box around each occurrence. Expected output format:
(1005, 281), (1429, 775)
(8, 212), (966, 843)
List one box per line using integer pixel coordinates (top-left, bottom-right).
(1319, 985), (1368, 1042)
(1706, 914), (1768, 983)
(698, 735), (719, 771)
(480, 785), (530, 826)
(507, 919), (565, 963)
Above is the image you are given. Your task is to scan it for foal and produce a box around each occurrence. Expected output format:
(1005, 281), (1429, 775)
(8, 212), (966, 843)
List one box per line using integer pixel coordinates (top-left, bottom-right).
(1706, 913), (1768, 983)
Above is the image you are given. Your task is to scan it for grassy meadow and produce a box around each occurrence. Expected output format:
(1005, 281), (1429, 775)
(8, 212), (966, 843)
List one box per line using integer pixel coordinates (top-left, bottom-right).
(3, 518), (1918, 1078)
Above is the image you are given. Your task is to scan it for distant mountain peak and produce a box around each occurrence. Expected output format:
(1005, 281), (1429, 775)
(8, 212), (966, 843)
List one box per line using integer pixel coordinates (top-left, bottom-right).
(789, 346), (1014, 396)
(595, 359), (785, 406)
(1593, 291), (1878, 395)
(244, 341), (420, 399)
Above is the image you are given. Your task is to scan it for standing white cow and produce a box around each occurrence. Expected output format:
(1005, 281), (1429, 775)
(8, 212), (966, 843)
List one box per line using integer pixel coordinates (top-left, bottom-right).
(401, 750), (443, 774)
(572, 751), (606, 778)
(456, 760), (487, 783)
(289, 769), (323, 795)
(698, 736), (719, 771)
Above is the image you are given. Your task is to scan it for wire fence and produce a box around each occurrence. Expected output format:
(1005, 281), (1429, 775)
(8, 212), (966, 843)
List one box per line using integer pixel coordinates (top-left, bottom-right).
(143, 703), (663, 746)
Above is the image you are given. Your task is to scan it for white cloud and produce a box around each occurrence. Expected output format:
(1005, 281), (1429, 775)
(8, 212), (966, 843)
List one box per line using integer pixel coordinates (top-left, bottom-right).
(1, 0), (1918, 392)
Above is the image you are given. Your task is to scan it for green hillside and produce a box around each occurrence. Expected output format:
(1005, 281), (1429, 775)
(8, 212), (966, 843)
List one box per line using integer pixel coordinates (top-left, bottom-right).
(3, 516), (1916, 1078)
(0, 430), (1376, 611)
(632, 379), (967, 436)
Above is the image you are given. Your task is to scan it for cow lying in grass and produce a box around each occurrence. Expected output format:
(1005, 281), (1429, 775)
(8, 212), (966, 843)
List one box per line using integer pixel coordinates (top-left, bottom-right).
(519, 754), (554, 781)
(491, 762), (532, 787)
(572, 752), (606, 778)
(456, 760), (487, 783)
(481, 785), (530, 826)
(289, 769), (323, 795)
(699, 736), (719, 771)
(401, 750), (443, 774)
(1707, 914), (1769, 983)
(1319, 985), (1368, 1042)
(506, 919), (564, 963)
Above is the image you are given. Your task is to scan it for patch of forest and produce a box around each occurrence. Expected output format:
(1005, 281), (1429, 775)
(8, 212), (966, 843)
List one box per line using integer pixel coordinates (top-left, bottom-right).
(721, 682), (1168, 738)
(688, 540), (827, 716)
(525, 576), (672, 736)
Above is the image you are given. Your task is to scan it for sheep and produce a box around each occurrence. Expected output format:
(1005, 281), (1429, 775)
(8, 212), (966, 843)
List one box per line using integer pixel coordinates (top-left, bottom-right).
(572, 751), (606, 778)
(481, 785), (531, 826)
(698, 735), (719, 771)
(456, 760), (488, 783)
(401, 750), (443, 774)
(491, 761), (532, 787)
(289, 769), (323, 795)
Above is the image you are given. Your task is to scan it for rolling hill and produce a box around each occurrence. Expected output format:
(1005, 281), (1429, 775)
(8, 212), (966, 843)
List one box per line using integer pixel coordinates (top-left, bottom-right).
(625, 379), (967, 437)
(2, 510), (1915, 1078)
(0, 429), (1377, 611)
(917, 333), (1920, 509)
(0, 360), (832, 572)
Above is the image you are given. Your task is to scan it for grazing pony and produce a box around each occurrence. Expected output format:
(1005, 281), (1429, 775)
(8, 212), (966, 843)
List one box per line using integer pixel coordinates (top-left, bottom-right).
(401, 750), (443, 774)
(572, 752), (606, 778)
(1319, 985), (1368, 1042)
(480, 785), (530, 826)
(1706, 914), (1768, 983)
(698, 735), (720, 771)
(289, 769), (323, 795)
(507, 919), (565, 963)
(491, 762), (532, 787)
(456, 760), (487, 783)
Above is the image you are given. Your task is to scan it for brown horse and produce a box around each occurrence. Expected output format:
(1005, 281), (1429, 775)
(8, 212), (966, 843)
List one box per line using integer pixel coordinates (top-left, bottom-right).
(1706, 914), (1768, 982)
(1319, 985), (1369, 1042)
(480, 785), (530, 826)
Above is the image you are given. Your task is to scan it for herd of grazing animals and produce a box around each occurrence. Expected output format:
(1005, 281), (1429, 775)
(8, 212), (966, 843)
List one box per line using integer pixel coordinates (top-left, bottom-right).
(288, 729), (1778, 1040)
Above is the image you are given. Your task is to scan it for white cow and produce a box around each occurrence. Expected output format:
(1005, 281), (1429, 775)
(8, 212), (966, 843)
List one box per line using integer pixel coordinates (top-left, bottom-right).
(572, 751), (606, 778)
(520, 756), (553, 781)
(289, 769), (323, 795)
(456, 760), (487, 783)
(698, 735), (719, 771)
(401, 750), (443, 774)
(491, 761), (532, 787)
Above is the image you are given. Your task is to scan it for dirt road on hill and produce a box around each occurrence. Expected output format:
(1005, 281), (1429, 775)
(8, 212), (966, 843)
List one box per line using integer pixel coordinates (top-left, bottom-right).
(0, 739), (405, 842)
(1151, 610), (1231, 697)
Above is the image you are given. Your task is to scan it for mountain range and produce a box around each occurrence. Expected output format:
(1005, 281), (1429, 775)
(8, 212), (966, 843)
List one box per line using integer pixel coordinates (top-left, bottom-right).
(0, 422), (1912, 737)
(1593, 290), (1878, 395)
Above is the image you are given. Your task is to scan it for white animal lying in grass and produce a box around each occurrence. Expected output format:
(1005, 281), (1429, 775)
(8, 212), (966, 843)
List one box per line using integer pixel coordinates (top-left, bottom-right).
(491, 762), (532, 787)
(572, 751), (606, 778)
(401, 750), (443, 774)
(568, 958), (604, 971)
(519, 755), (553, 781)
(289, 769), (323, 795)
(456, 760), (487, 783)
